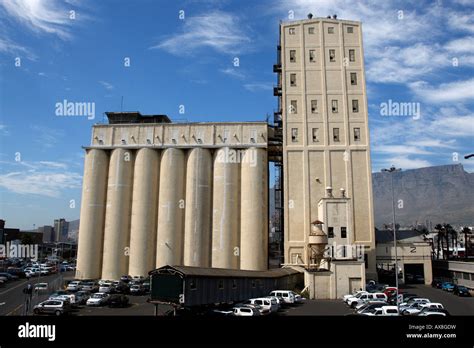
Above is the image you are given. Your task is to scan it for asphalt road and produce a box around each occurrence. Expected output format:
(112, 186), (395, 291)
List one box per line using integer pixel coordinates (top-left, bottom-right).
(400, 284), (474, 315)
(0, 271), (74, 316)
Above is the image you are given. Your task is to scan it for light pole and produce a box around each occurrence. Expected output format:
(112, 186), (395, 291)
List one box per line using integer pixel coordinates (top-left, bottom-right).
(382, 166), (401, 310)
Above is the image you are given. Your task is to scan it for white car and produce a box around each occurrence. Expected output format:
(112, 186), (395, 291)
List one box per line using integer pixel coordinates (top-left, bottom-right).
(233, 306), (260, 316)
(399, 298), (430, 309)
(291, 291), (304, 303)
(403, 302), (443, 316)
(242, 298), (276, 314)
(343, 290), (367, 302)
(347, 293), (387, 308)
(34, 283), (48, 292)
(269, 290), (296, 304)
(66, 281), (81, 291)
(266, 296), (282, 309)
(355, 298), (386, 310)
(132, 275), (146, 282)
(86, 292), (110, 306)
(371, 306), (399, 316)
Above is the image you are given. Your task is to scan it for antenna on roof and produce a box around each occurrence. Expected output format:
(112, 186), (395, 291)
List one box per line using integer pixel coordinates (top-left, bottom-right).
(121, 96), (124, 112)
(333, 14), (337, 19)
(308, 13), (313, 19)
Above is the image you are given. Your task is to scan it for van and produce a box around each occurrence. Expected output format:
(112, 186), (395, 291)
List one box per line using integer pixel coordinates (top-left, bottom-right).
(244, 298), (278, 314)
(347, 292), (387, 308)
(269, 290), (295, 304)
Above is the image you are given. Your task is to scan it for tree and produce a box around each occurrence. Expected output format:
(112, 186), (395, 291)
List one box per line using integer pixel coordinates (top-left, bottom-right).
(461, 227), (472, 258)
(444, 224), (455, 259)
(434, 224), (443, 260)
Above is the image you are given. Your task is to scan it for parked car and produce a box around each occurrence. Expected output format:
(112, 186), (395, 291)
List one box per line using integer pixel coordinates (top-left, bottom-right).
(373, 306), (399, 316)
(129, 284), (144, 295)
(132, 275), (146, 283)
(418, 308), (450, 316)
(441, 282), (455, 292)
(109, 283), (130, 295)
(403, 303), (443, 316)
(347, 293), (387, 308)
(81, 282), (99, 293)
(108, 294), (129, 308)
(49, 291), (75, 304)
(99, 284), (114, 293)
(355, 298), (386, 311)
(232, 306), (260, 316)
(86, 292), (110, 306)
(266, 296), (282, 310)
(343, 290), (367, 302)
(243, 298), (276, 314)
(33, 299), (72, 316)
(291, 291), (304, 303)
(431, 278), (443, 288)
(66, 281), (81, 292)
(269, 290), (296, 304)
(399, 298), (430, 308)
(0, 272), (19, 280)
(34, 282), (48, 292)
(356, 302), (387, 314)
(74, 291), (90, 305)
(120, 275), (132, 283)
(453, 285), (471, 297)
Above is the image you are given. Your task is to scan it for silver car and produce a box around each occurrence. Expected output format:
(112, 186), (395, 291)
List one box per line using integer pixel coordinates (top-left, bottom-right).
(33, 300), (72, 316)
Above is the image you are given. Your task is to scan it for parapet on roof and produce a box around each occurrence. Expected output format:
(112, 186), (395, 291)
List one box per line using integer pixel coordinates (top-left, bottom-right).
(105, 111), (171, 124)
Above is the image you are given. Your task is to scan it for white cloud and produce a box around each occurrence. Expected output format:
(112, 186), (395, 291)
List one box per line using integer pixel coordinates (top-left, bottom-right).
(409, 78), (474, 103)
(0, 36), (36, 59)
(444, 36), (474, 53)
(219, 67), (246, 79)
(0, 170), (82, 197)
(375, 145), (434, 156)
(244, 82), (273, 92)
(30, 125), (65, 149)
(0, 0), (78, 40)
(98, 80), (114, 90)
(151, 10), (252, 55)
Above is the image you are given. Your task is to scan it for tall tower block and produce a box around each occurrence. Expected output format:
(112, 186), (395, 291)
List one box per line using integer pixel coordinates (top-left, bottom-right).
(277, 16), (376, 279)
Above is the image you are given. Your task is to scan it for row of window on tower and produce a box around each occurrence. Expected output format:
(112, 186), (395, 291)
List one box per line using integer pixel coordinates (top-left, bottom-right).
(328, 227), (347, 238)
(288, 99), (359, 114)
(290, 127), (361, 143)
(288, 26), (355, 35)
(289, 72), (358, 87)
(289, 48), (356, 64)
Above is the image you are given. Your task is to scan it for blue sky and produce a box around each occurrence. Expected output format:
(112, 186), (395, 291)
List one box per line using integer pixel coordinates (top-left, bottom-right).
(0, 0), (473, 230)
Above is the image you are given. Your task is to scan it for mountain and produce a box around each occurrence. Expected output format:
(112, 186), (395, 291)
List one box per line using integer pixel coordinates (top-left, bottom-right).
(372, 164), (474, 228)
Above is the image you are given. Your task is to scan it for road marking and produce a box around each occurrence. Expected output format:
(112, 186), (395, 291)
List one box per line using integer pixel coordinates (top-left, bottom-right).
(0, 302), (5, 305)
(7, 303), (23, 316)
(0, 280), (29, 296)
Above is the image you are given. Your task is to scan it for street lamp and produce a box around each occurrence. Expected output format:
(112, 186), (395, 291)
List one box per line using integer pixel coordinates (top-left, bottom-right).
(381, 165), (401, 310)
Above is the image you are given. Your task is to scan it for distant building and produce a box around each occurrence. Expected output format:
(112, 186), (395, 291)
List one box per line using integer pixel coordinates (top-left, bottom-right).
(54, 218), (69, 243)
(66, 219), (80, 243)
(376, 229), (432, 285)
(0, 219), (21, 244)
(38, 225), (54, 243)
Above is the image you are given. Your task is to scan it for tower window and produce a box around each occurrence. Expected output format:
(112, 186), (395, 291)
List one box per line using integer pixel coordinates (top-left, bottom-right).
(290, 73), (297, 86)
(290, 50), (296, 62)
(308, 27), (315, 34)
(290, 100), (297, 114)
(341, 227), (347, 238)
(328, 227), (334, 238)
(354, 128), (361, 141)
(312, 128), (319, 142)
(333, 128), (340, 142)
(289, 27), (296, 35)
(329, 49), (336, 62)
(352, 99), (359, 113)
(309, 49), (316, 62)
(347, 26), (354, 33)
(311, 100), (318, 113)
(328, 27), (334, 34)
(349, 49), (355, 62)
(291, 128), (298, 142)
(331, 100), (338, 113)
(350, 72), (357, 85)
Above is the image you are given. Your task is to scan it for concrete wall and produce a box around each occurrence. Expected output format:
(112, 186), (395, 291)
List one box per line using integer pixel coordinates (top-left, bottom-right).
(76, 123), (269, 280)
(280, 18), (376, 279)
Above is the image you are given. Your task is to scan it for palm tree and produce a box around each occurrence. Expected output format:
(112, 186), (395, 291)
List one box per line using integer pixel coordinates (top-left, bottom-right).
(444, 224), (455, 259)
(434, 224), (443, 259)
(461, 227), (472, 258)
